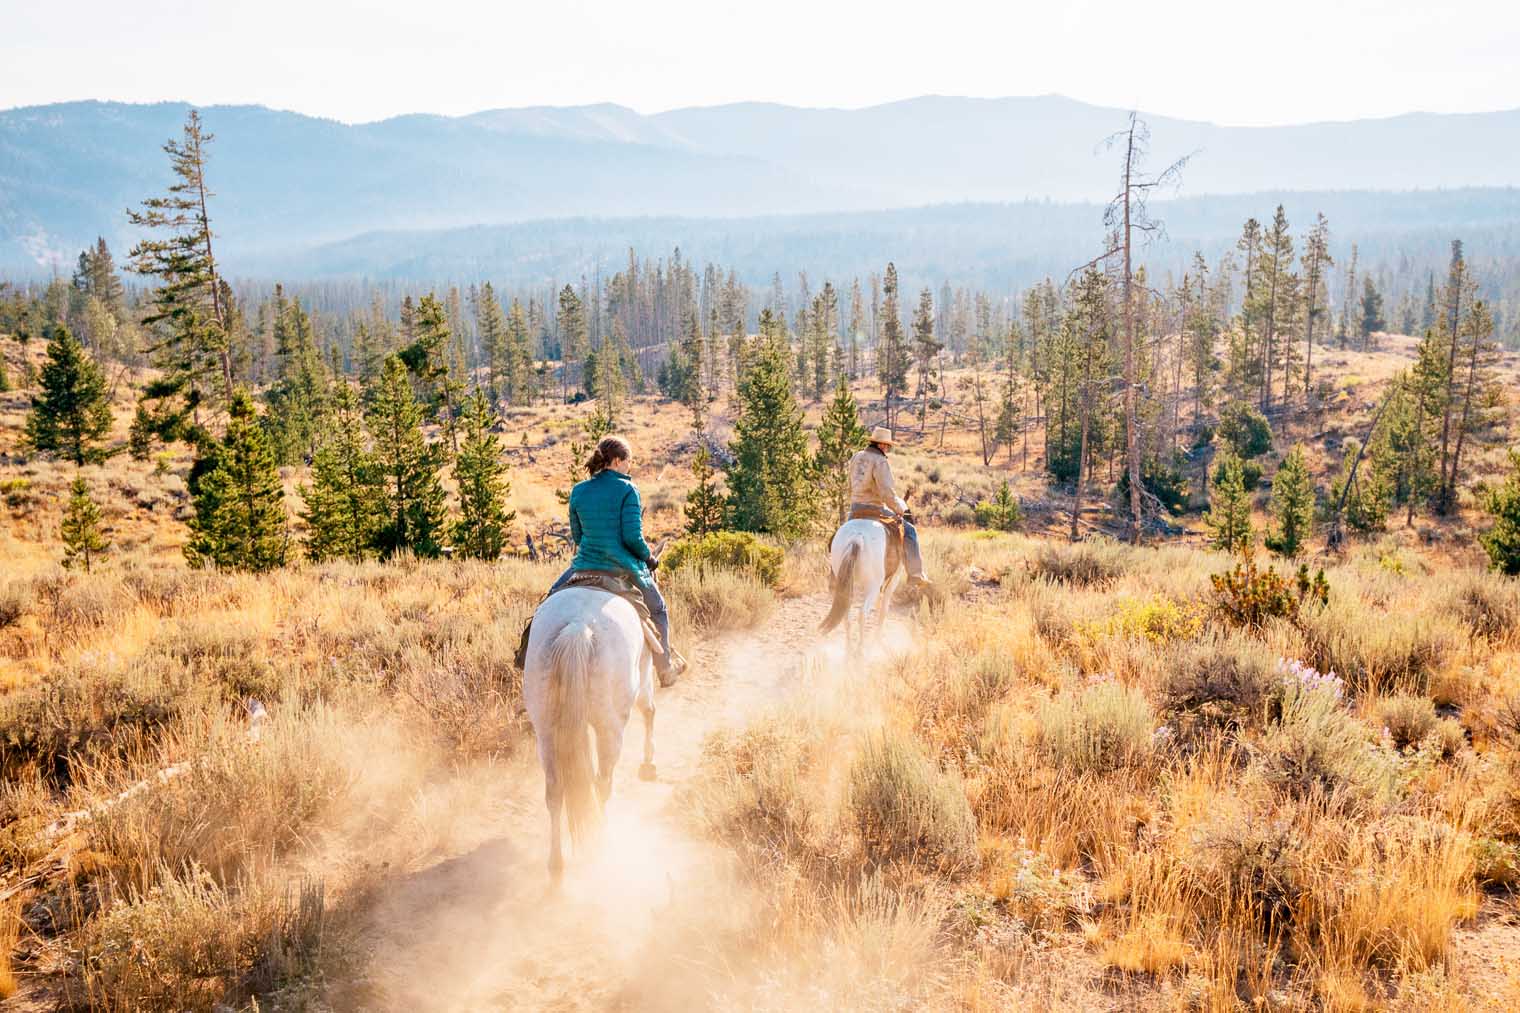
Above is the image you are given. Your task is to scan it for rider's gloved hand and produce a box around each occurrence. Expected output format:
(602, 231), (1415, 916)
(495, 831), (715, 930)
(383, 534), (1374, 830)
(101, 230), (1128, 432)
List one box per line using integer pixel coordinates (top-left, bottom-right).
(648, 555), (660, 570)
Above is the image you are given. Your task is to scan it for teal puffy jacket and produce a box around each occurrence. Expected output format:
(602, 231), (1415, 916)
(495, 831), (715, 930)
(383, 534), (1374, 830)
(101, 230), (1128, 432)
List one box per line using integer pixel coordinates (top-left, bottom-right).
(567, 469), (655, 590)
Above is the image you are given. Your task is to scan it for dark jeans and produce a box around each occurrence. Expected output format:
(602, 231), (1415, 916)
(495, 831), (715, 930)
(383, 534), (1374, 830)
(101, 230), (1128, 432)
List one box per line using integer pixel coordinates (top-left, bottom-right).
(550, 567), (672, 661)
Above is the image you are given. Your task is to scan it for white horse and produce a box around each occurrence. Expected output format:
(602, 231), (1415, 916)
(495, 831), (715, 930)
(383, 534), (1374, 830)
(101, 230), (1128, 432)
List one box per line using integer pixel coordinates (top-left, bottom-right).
(819, 518), (904, 653)
(523, 587), (657, 883)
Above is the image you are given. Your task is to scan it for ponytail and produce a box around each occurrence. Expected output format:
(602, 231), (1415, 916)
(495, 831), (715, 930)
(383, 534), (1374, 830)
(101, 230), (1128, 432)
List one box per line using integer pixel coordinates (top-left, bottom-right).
(586, 434), (632, 476)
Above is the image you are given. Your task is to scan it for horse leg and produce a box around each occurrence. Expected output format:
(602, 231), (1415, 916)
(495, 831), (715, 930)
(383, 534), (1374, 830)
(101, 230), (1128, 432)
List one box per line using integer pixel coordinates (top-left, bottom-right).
(539, 734), (565, 885)
(637, 669), (657, 781)
(858, 582), (878, 660)
(593, 719), (625, 805)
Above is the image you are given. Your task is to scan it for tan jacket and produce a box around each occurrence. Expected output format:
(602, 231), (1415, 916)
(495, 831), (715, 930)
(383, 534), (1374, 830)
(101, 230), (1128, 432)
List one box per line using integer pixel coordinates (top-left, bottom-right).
(848, 447), (906, 514)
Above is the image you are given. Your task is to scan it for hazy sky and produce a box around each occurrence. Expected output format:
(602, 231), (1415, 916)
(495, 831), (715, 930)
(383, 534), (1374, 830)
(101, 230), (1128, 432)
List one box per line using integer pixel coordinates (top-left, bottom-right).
(5, 0), (1518, 125)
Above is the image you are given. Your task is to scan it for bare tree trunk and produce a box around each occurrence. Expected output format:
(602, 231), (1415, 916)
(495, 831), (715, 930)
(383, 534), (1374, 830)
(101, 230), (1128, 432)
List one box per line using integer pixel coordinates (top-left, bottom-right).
(1122, 119), (1143, 544)
(1435, 268), (1464, 513)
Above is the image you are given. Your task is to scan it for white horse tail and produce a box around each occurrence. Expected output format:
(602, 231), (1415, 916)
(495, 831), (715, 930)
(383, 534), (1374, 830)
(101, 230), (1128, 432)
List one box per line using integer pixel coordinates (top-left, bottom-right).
(546, 622), (601, 848)
(819, 540), (861, 633)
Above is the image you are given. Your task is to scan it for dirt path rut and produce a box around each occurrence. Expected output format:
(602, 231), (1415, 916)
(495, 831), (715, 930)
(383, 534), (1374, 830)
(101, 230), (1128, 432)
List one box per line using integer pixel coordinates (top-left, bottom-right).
(345, 592), (864, 1011)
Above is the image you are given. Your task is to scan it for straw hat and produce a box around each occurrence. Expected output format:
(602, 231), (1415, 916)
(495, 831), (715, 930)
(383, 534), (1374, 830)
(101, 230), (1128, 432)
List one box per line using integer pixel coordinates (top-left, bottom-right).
(869, 426), (895, 447)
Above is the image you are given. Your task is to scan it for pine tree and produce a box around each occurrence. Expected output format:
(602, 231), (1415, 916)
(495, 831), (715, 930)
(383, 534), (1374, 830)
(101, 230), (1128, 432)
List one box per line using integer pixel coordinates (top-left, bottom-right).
(1370, 372), (1436, 526)
(1300, 214), (1333, 401)
(1257, 206), (1294, 410)
(185, 389), (289, 572)
(911, 287), (941, 433)
(265, 289), (328, 465)
(397, 293), (462, 452)
(876, 263), (910, 428)
(127, 111), (234, 451)
(1208, 453), (1254, 553)
(368, 357), (448, 559)
(300, 380), (383, 563)
(684, 445), (725, 536)
(25, 325), (112, 465)
(1330, 438), (1388, 534)
(556, 284), (588, 402)
(726, 319), (817, 539)
(1359, 277), (1386, 344)
(814, 376), (870, 523)
(506, 297), (534, 404)
(476, 281), (507, 403)
(60, 476), (108, 572)
(451, 391), (515, 560)
(1265, 445), (1315, 557)
(1444, 299), (1503, 515)
(1481, 450), (1520, 576)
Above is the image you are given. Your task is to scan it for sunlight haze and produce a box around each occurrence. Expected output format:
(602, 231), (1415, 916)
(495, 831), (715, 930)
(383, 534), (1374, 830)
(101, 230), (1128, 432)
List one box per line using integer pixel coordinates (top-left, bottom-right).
(5, 0), (1518, 123)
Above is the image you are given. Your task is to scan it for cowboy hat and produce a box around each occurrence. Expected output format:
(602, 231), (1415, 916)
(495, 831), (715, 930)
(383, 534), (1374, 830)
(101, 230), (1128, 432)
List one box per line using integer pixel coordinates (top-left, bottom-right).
(868, 426), (895, 447)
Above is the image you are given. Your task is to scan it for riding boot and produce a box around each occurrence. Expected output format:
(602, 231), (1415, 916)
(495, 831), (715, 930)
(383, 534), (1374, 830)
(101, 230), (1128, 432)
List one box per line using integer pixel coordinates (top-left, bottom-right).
(903, 520), (934, 592)
(651, 609), (686, 687)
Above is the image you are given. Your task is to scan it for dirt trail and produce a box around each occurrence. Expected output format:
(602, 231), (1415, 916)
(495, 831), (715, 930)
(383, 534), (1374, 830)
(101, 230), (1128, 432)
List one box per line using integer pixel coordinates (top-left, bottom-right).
(345, 592), (888, 1011)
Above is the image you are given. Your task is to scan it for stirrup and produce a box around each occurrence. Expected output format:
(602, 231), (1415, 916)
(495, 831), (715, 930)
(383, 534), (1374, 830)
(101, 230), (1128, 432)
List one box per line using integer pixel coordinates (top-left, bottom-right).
(657, 650), (688, 688)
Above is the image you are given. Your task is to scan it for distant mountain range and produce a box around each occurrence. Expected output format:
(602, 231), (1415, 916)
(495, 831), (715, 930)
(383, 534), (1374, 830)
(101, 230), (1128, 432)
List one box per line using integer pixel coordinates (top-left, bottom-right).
(3, 95), (1520, 278)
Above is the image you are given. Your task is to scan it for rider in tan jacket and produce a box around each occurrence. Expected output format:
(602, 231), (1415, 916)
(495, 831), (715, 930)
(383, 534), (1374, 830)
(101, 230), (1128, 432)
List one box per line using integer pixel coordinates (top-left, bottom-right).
(848, 426), (930, 590)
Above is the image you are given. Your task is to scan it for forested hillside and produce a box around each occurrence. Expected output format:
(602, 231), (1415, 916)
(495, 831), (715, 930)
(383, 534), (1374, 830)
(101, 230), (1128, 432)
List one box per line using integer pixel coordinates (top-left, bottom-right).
(5, 96), (1520, 274)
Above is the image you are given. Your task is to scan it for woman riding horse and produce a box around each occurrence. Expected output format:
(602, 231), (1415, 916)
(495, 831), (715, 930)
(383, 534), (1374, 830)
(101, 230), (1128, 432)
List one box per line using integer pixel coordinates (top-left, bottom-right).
(518, 434), (686, 685)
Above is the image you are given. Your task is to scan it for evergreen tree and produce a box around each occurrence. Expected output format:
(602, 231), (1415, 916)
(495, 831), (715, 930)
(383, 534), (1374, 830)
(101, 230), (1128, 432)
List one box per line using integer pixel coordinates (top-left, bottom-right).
(876, 263), (910, 428)
(185, 389), (289, 572)
(1265, 445), (1315, 557)
(505, 297), (534, 404)
(1208, 453), (1254, 553)
(1331, 438), (1389, 534)
(265, 289), (328, 465)
(1300, 214), (1333, 400)
(1370, 372), (1436, 526)
(368, 356), (448, 558)
(556, 284), (588, 402)
(726, 320), (817, 539)
(911, 287), (942, 432)
(1359, 276), (1386, 343)
(60, 476), (108, 572)
(1481, 450), (1520, 576)
(1257, 206), (1294, 410)
(814, 376), (870, 523)
(684, 445), (725, 536)
(451, 391), (515, 560)
(397, 293), (462, 452)
(25, 325), (112, 465)
(476, 281), (507, 403)
(127, 111), (234, 451)
(300, 380), (383, 563)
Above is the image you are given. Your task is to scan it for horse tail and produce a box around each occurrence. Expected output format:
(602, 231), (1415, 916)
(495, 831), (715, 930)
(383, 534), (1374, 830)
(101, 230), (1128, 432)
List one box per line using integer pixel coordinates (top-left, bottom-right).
(819, 540), (861, 634)
(546, 622), (601, 849)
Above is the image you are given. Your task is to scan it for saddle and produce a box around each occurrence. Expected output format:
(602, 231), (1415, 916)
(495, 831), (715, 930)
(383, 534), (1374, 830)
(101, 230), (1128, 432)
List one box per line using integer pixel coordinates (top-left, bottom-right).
(546, 570), (665, 658)
(848, 503), (905, 580)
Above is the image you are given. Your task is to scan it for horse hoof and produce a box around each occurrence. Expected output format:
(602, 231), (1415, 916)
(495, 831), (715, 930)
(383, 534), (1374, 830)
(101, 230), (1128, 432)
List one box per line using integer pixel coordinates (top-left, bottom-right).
(638, 763), (657, 781)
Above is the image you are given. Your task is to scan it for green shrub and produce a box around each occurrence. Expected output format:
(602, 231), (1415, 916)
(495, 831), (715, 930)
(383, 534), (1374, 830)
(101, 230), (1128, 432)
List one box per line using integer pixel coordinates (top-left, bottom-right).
(1218, 402), (1274, 460)
(662, 530), (784, 589)
(849, 727), (978, 873)
(1034, 679), (1155, 775)
(1210, 553), (1327, 630)
(973, 481), (1022, 532)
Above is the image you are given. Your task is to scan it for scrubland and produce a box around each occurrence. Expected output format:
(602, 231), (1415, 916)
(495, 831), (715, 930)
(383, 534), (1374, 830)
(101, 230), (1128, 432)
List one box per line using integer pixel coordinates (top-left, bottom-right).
(4, 331), (1520, 1010)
